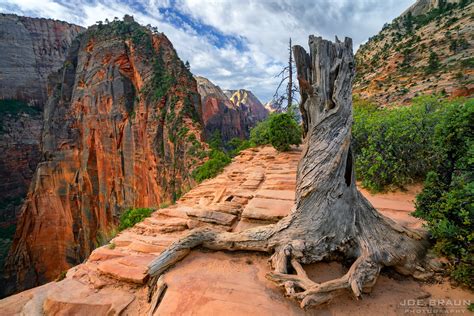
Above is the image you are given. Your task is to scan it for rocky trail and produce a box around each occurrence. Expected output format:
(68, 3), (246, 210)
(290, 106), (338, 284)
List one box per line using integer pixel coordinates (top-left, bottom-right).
(0, 146), (471, 315)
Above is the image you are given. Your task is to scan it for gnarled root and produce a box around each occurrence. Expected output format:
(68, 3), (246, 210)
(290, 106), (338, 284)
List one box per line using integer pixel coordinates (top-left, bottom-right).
(147, 225), (276, 298)
(267, 245), (381, 308)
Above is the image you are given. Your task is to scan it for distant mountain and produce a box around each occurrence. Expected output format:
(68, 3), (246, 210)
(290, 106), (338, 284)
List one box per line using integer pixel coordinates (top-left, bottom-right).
(354, 0), (473, 105)
(196, 77), (268, 142)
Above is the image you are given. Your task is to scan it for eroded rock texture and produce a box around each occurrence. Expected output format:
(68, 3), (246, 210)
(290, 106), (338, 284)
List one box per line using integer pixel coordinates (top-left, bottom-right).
(0, 14), (84, 278)
(195, 76), (268, 142)
(2, 19), (205, 297)
(0, 14), (84, 105)
(225, 89), (269, 137)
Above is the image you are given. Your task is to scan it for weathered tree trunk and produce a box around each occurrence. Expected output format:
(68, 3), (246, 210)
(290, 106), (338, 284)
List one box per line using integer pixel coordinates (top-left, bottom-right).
(147, 36), (432, 308)
(287, 37), (293, 108)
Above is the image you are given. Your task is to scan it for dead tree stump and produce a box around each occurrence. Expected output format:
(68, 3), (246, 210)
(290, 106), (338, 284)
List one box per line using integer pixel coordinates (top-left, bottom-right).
(147, 36), (432, 308)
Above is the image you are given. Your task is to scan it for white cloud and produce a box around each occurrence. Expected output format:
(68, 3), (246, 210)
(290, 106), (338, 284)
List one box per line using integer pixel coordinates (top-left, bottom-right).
(0, 0), (414, 102)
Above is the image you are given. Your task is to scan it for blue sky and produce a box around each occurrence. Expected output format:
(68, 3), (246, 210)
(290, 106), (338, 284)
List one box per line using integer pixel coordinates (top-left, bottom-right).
(1, 0), (414, 102)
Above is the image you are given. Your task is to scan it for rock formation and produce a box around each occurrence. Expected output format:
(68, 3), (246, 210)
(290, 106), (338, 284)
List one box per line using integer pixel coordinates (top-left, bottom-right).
(2, 18), (206, 297)
(0, 14), (84, 277)
(354, 0), (473, 105)
(0, 14), (84, 106)
(224, 89), (269, 131)
(195, 76), (246, 142)
(196, 76), (268, 143)
(2, 145), (470, 314)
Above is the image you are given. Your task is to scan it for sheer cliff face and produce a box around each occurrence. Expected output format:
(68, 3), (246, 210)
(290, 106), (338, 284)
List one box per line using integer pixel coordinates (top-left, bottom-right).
(196, 76), (268, 142)
(226, 89), (269, 136)
(195, 76), (245, 141)
(0, 14), (84, 106)
(0, 15), (83, 277)
(3, 20), (205, 296)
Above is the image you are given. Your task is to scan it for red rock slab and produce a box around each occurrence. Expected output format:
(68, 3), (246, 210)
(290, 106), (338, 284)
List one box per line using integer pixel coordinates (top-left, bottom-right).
(155, 206), (192, 219)
(242, 197), (294, 222)
(255, 189), (295, 201)
(43, 279), (134, 315)
(0, 283), (55, 315)
(233, 219), (265, 232)
(203, 201), (243, 215)
(186, 208), (237, 226)
(155, 251), (305, 316)
(127, 240), (167, 254)
(97, 256), (150, 284)
(88, 247), (126, 262)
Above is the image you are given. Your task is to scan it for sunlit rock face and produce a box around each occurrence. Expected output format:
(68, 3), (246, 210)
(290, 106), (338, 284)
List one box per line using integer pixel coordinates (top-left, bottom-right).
(2, 19), (206, 297)
(196, 76), (268, 143)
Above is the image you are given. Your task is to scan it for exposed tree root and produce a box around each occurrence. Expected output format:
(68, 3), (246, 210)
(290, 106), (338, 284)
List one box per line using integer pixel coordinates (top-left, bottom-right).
(146, 36), (433, 309)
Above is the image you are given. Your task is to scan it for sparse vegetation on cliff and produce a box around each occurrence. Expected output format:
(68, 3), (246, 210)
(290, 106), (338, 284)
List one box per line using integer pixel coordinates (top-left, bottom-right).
(119, 208), (154, 231)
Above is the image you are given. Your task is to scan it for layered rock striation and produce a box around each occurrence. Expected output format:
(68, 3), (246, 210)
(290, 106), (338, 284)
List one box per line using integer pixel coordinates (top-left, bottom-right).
(225, 89), (269, 134)
(0, 14), (84, 105)
(2, 18), (206, 297)
(195, 76), (268, 143)
(0, 15), (84, 277)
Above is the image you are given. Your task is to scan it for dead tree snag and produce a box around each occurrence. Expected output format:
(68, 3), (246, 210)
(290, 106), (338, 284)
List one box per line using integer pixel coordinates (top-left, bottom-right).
(147, 36), (433, 308)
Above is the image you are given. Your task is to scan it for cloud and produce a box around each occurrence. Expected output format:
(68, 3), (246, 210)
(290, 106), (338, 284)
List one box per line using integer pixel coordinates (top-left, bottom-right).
(0, 0), (414, 102)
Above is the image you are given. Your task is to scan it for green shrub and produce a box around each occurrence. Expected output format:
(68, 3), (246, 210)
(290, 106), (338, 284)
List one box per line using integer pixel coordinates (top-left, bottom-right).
(353, 95), (473, 287)
(250, 112), (302, 151)
(226, 137), (254, 157)
(269, 113), (302, 151)
(426, 51), (440, 74)
(95, 226), (119, 246)
(250, 119), (271, 145)
(192, 149), (231, 183)
(118, 207), (154, 231)
(352, 95), (443, 191)
(412, 98), (473, 289)
(0, 99), (41, 116)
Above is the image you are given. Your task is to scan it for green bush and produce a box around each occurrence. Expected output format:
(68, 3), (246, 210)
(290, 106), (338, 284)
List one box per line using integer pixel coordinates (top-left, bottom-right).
(250, 119), (271, 145)
(352, 95), (443, 191)
(353, 95), (473, 288)
(269, 113), (302, 151)
(118, 207), (154, 231)
(226, 137), (254, 157)
(412, 98), (473, 289)
(192, 149), (231, 183)
(250, 112), (302, 151)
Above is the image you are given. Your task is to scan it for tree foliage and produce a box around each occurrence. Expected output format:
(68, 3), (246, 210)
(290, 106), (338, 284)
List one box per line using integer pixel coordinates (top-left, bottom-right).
(352, 95), (443, 191)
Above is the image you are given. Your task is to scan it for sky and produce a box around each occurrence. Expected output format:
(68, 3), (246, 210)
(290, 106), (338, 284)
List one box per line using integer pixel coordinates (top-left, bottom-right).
(1, 0), (414, 102)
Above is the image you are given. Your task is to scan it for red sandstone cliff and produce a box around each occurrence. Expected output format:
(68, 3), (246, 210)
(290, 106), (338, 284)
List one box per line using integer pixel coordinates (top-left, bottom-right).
(2, 18), (206, 297)
(0, 14), (84, 280)
(196, 76), (268, 142)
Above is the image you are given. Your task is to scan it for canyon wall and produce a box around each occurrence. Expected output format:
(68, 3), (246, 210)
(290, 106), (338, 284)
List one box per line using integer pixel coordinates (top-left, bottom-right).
(196, 76), (268, 143)
(0, 14), (84, 277)
(0, 14), (84, 105)
(2, 18), (206, 297)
